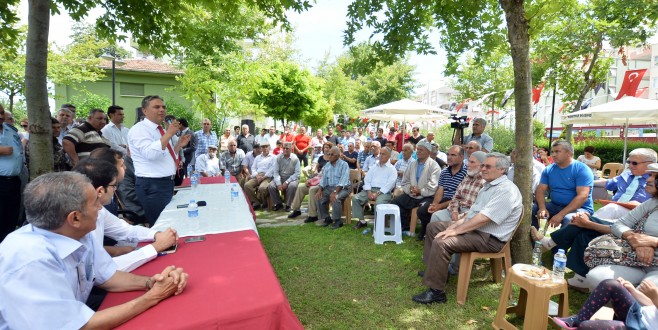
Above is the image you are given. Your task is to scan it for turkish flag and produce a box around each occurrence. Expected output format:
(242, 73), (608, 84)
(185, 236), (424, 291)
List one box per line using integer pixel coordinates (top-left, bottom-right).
(635, 87), (649, 98)
(616, 69), (647, 100)
(532, 82), (545, 104)
(455, 98), (471, 112)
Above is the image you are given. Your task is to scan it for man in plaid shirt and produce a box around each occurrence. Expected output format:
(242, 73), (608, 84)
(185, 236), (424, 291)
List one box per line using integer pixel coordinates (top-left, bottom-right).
(195, 118), (218, 159)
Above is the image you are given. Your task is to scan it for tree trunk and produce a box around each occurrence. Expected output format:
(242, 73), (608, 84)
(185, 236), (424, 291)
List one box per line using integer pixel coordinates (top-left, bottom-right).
(500, 0), (533, 264)
(25, 0), (53, 179)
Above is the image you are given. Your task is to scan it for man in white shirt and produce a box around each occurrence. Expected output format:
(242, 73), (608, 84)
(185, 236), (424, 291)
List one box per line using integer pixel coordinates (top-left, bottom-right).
(0, 171), (189, 329)
(255, 128), (269, 146)
(350, 147), (397, 229)
(244, 144), (275, 209)
(219, 127), (235, 152)
(56, 107), (74, 144)
(128, 95), (190, 226)
(196, 145), (221, 177)
(101, 105), (130, 155)
(74, 158), (178, 272)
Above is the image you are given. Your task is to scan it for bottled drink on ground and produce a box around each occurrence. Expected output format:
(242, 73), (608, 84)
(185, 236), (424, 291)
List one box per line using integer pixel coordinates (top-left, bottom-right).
(231, 183), (239, 202)
(188, 199), (199, 218)
(552, 249), (567, 283)
(532, 241), (543, 267)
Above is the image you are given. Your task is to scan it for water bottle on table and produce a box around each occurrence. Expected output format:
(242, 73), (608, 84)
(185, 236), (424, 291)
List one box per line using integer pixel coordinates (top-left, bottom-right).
(532, 241), (543, 267)
(231, 183), (239, 202)
(188, 199), (199, 217)
(224, 169), (231, 184)
(552, 249), (567, 283)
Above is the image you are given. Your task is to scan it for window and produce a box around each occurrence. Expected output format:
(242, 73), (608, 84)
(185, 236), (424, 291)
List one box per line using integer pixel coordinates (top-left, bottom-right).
(610, 67), (617, 77)
(120, 83), (145, 97)
(652, 78), (658, 88)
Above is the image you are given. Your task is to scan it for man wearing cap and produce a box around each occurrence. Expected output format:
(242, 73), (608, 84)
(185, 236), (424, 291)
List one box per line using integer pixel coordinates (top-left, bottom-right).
(195, 145), (220, 177)
(531, 149), (657, 291)
(391, 140), (440, 234)
(416, 145), (467, 239)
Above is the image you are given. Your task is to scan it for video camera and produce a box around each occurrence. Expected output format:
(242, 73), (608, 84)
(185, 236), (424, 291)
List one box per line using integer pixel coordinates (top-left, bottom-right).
(450, 114), (469, 129)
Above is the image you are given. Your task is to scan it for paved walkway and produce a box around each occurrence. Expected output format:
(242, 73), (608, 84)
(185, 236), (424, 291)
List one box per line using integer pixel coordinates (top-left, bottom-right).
(255, 208), (375, 228)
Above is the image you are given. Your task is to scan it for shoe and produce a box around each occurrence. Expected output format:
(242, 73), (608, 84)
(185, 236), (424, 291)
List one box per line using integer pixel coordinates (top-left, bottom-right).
(272, 204), (283, 211)
(252, 203), (262, 210)
(331, 219), (344, 229)
(567, 275), (590, 293)
(285, 206), (291, 212)
(321, 217), (333, 227)
(448, 263), (458, 276)
(416, 234), (425, 241)
(417, 270), (424, 277)
(552, 315), (579, 329)
(303, 216), (318, 223)
(530, 226), (545, 241)
(402, 230), (415, 237)
(288, 210), (302, 218)
(352, 221), (367, 229)
(412, 289), (447, 304)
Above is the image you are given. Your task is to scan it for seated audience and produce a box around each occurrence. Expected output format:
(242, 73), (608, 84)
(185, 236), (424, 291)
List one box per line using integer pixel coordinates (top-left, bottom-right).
(386, 140), (399, 165)
(577, 145), (601, 178)
(0, 171), (188, 329)
(341, 142), (359, 169)
(393, 143), (414, 197)
(361, 141), (381, 174)
(268, 142), (301, 211)
(220, 140), (246, 184)
(553, 278), (658, 329)
(416, 145), (466, 239)
(288, 142), (332, 222)
(316, 146), (351, 229)
(413, 152), (522, 304)
(391, 141), (440, 234)
(241, 143), (261, 186)
(196, 145), (221, 177)
(538, 147), (553, 166)
(351, 147), (397, 229)
(244, 144), (275, 209)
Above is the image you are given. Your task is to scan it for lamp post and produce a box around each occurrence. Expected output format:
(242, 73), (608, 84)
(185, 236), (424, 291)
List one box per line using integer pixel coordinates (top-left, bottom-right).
(101, 50), (125, 106)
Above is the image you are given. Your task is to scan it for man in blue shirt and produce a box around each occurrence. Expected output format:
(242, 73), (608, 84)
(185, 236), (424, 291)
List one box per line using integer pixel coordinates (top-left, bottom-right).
(0, 172), (189, 329)
(533, 140), (594, 228)
(0, 103), (23, 242)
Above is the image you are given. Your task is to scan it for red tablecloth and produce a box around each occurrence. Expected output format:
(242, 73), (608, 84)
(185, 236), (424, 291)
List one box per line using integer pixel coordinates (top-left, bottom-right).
(179, 176), (256, 221)
(100, 230), (303, 329)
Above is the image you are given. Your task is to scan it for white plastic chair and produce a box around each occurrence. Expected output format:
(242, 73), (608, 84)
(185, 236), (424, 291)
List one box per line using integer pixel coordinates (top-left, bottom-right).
(373, 204), (403, 245)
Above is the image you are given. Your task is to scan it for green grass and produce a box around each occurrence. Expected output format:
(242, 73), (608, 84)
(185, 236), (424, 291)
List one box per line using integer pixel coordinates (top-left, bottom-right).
(259, 224), (590, 329)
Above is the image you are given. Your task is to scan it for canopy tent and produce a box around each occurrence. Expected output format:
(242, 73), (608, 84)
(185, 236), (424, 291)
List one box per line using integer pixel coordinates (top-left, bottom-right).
(360, 99), (451, 125)
(561, 96), (658, 164)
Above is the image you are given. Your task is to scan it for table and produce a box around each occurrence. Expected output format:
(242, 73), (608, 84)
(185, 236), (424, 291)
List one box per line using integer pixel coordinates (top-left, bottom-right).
(153, 176), (257, 237)
(100, 230), (303, 329)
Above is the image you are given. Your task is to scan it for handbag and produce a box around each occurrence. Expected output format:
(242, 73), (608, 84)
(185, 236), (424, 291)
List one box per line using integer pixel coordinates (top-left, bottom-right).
(307, 174), (322, 187)
(584, 205), (658, 268)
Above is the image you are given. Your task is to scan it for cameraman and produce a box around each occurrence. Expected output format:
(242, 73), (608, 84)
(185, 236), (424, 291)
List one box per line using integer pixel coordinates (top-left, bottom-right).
(452, 117), (493, 152)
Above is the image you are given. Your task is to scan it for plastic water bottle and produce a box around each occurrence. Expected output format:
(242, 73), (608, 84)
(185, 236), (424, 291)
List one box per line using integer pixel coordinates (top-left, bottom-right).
(231, 183), (239, 202)
(552, 249), (567, 283)
(224, 170), (231, 184)
(187, 164), (193, 178)
(190, 170), (199, 190)
(187, 199), (199, 218)
(532, 241), (543, 267)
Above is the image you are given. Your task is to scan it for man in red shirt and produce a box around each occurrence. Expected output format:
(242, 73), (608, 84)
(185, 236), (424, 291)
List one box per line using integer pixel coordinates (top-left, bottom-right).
(395, 125), (410, 152)
(293, 126), (311, 167)
(279, 126), (295, 143)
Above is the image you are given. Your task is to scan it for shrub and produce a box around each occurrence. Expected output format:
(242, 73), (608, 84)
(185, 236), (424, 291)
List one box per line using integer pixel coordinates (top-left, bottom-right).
(574, 139), (658, 164)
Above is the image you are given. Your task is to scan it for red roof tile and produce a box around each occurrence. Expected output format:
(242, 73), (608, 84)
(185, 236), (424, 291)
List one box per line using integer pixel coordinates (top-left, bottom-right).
(99, 58), (183, 74)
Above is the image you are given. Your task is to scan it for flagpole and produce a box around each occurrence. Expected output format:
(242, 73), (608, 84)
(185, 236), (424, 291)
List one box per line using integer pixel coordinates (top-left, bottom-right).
(548, 78), (557, 153)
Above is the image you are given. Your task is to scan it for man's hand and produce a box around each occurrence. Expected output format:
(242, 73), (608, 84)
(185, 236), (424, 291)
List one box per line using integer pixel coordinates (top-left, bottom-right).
(548, 213), (564, 227)
(147, 266), (189, 300)
(176, 134), (191, 148)
(639, 280), (658, 305)
(537, 208), (549, 220)
(569, 212), (592, 229)
(627, 232), (658, 248)
(451, 211), (459, 222)
(256, 174), (264, 184)
(397, 170), (403, 178)
(435, 228), (458, 240)
(330, 191), (337, 203)
(635, 246), (655, 265)
(427, 203), (439, 214)
(152, 229), (179, 253)
(410, 186), (420, 196)
(314, 189), (322, 200)
(165, 121), (180, 136)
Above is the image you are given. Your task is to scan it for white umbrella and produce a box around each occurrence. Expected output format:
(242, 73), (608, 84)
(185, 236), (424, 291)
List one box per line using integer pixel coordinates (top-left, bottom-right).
(561, 96), (658, 163)
(360, 99), (451, 125)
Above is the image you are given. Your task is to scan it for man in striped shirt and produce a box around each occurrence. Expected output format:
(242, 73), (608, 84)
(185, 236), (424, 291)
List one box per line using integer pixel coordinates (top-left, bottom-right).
(62, 108), (111, 166)
(416, 145), (467, 240)
(413, 152), (522, 304)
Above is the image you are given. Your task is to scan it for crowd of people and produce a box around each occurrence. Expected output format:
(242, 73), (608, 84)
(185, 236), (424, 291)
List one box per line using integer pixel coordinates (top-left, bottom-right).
(2, 94), (658, 328)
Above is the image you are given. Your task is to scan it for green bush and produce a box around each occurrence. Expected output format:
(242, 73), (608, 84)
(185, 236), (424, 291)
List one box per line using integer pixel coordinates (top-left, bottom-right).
(68, 92), (111, 119)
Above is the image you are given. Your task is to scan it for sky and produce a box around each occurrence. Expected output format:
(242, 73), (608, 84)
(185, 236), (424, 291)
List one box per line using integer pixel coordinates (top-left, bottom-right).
(18, 0), (448, 94)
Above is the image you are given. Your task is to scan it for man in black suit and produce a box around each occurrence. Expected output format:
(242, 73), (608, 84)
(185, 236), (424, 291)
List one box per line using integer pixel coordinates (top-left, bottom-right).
(179, 118), (197, 174)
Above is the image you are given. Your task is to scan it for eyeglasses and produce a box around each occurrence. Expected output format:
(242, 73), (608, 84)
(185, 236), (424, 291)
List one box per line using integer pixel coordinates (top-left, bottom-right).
(626, 160), (651, 166)
(480, 164), (495, 169)
(107, 184), (119, 189)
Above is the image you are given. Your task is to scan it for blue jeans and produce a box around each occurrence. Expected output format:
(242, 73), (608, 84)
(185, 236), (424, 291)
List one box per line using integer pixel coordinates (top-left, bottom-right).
(135, 177), (174, 226)
(531, 201), (590, 228)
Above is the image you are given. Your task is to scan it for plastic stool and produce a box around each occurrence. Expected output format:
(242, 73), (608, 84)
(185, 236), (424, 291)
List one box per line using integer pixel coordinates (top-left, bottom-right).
(492, 266), (569, 330)
(373, 204), (403, 245)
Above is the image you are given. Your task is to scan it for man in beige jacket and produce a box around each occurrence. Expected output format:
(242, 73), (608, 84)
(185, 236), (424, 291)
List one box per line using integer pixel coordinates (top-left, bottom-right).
(391, 141), (440, 235)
